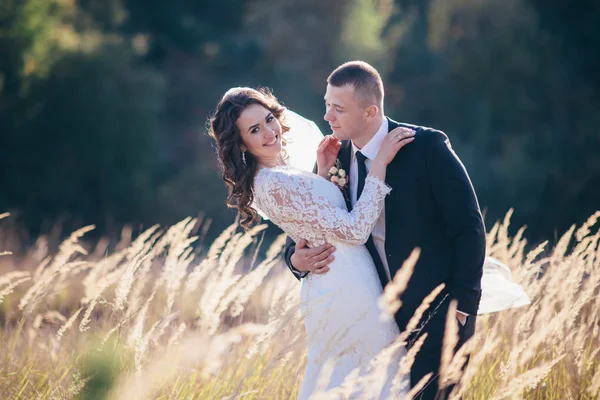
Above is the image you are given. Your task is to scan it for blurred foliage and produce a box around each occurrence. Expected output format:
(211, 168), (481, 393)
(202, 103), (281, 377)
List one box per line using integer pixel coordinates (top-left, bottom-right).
(0, 0), (598, 242)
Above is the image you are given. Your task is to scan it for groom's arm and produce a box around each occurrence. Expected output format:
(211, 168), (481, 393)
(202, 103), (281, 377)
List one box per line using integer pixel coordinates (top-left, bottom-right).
(284, 237), (335, 280)
(422, 129), (486, 316)
(284, 237), (307, 281)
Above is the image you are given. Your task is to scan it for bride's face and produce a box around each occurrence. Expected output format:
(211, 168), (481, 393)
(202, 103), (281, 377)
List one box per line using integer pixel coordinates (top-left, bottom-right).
(324, 84), (369, 141)
(237, 103), (283, 166)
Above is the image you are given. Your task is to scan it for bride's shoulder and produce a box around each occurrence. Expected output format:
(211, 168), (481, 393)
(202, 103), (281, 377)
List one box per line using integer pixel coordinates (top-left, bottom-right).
(255, 166), (310, 188)
(256, 165), (293, 182)
(256, 165), (299, 178)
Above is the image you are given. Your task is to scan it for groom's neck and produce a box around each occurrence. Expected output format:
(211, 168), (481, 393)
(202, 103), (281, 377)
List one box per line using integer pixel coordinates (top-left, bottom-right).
(352, 114), (384, 149)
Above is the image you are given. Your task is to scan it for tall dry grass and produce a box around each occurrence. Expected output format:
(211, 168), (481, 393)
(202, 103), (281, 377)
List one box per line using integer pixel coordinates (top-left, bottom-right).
(0, 210), (598, 399)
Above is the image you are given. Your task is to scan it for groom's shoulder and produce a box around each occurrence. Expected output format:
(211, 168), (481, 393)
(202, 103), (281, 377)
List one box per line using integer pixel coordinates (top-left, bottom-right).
(388, 118), (450, 147)
(417, 127), (449, 146)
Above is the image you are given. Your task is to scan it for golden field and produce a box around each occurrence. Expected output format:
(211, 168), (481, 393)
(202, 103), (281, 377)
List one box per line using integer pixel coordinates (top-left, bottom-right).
(0, 210), (599, 399)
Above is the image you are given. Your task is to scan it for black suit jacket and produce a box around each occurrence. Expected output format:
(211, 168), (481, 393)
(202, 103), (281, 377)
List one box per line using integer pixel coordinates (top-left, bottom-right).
(284, 118), (486, 344)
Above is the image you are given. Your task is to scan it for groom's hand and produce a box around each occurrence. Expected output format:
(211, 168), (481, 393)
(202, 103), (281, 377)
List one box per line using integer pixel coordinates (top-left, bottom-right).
(290, 239), (335, 274)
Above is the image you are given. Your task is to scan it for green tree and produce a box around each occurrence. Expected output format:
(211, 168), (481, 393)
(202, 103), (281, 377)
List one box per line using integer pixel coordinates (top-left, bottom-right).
(0, 0), (165, 235)
(384, 0), (600, 239)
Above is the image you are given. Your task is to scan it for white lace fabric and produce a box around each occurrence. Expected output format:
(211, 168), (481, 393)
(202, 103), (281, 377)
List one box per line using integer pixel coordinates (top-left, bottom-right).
(252, 163), (532, 399)
(253, 165), (407, 399)
(254, 166), (391, 247)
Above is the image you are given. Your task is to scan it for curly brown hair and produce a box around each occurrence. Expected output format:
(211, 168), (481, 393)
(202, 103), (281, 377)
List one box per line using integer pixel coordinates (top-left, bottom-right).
(208, 87), (290, 230)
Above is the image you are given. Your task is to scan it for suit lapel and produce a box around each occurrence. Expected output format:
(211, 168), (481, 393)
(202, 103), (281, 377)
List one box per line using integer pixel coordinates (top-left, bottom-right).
(341, 135), (389, 288)
(339, 118), (402, 241)
(338, 140), (353, 211)
(385, 118), (401, 231)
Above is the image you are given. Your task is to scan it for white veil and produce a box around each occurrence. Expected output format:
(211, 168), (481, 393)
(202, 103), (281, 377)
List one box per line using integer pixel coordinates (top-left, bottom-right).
(283, 108), (325, 172)
(478, 256), (531, 314)
(263, 109), (530, 315)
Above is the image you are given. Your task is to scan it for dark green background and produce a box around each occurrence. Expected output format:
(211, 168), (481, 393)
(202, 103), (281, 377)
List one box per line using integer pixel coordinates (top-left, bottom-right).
(1, 0), (598, 244)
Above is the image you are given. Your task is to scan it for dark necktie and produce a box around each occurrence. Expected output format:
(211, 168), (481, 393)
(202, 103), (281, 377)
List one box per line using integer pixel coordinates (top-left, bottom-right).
(356, 150), (368, 202)
(353, 149), (389, 288)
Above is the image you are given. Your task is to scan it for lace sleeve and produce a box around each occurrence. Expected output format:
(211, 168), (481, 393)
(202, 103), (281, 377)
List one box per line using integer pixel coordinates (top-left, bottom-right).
(255, 170), (391, 245)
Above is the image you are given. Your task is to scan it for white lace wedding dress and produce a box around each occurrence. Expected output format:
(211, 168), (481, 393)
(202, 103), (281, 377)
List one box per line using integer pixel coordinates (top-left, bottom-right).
(254, 165), (408, 399)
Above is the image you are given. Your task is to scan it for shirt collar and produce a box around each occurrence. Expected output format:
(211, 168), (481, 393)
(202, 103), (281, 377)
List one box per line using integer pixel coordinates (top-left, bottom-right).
(351, 118), (389, 161)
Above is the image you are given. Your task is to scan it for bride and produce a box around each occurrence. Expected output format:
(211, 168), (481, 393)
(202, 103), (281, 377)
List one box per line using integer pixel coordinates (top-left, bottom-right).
(209, 86), (413, 398)
(208, 86), (530, 399)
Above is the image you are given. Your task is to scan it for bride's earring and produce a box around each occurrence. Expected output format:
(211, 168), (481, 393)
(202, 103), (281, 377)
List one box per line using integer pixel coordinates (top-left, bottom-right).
(242, 151), (247, 166)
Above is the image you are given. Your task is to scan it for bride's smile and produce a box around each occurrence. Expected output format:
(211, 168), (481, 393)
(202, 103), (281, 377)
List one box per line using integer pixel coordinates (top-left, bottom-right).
(263, 134), (278, 146)
(237, 103), (284, 166)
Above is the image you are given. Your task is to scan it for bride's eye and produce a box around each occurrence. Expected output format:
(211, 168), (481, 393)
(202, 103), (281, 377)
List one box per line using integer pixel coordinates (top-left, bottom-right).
(266, 115), (274, 123)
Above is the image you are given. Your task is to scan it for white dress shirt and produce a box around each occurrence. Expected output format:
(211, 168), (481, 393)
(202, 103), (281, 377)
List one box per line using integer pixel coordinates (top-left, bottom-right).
(350, 119), (391, 282)
(349, 119), (468, 318)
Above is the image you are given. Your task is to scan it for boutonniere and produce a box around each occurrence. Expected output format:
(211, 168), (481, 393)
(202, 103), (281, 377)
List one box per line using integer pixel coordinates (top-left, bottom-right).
(328, 159), (348, 190)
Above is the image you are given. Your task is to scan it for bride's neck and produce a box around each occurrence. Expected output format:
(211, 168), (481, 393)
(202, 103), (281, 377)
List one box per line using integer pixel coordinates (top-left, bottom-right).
(257, 154), (286, 169)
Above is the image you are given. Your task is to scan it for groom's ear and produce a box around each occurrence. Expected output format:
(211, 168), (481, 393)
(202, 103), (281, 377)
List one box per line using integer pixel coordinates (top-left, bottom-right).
(365, 105), (379, 118)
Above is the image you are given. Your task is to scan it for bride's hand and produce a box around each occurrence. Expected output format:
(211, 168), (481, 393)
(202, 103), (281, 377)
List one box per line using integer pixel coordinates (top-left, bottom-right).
(373, 127), (415, 166)
(367, 128), (415, 182)
(316, 135), (342, 178)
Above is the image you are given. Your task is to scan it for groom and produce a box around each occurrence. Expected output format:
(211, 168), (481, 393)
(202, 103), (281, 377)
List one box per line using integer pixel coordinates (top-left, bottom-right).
(284, 61), (486, 399)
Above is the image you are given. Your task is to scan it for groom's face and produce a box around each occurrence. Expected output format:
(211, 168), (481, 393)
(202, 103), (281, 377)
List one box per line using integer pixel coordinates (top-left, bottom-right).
(324, 84), (368, 141)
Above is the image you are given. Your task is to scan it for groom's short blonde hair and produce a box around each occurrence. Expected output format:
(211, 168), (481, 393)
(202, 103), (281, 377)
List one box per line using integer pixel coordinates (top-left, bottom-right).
(327, 61), (384, 109)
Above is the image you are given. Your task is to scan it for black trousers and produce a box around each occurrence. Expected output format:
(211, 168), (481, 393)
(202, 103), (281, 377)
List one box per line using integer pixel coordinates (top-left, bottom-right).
(410, 314), (477, 400)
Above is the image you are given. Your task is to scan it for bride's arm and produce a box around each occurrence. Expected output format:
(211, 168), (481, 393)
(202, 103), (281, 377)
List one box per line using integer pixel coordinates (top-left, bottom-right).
(255, 128), (415, 244)
(256, 171), (391, 245)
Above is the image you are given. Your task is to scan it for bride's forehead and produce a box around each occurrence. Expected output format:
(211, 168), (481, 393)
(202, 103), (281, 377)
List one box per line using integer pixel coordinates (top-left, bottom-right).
(238, 104), (270, 124)
(236, 106), (272, 133)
